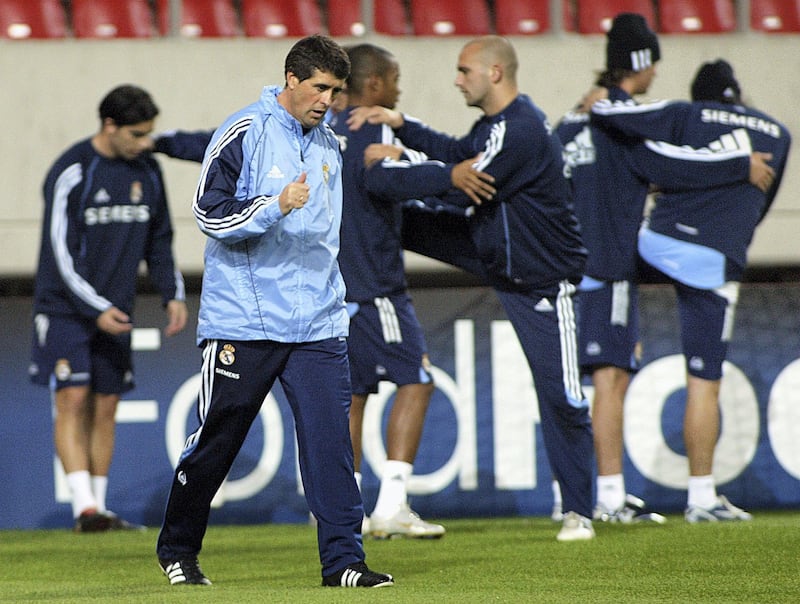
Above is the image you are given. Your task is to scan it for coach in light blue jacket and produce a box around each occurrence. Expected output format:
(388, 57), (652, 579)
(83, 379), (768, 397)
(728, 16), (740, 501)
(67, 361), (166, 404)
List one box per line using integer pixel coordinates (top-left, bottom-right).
(193, 83), (348, 344)
(157, 35), (395, 590)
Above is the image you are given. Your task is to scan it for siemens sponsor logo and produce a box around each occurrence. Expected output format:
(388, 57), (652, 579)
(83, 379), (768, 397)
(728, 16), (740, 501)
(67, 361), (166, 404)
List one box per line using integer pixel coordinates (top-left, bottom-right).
(85, 205), (150, 225)
(700, 108), (781, 139)
(215, 367), (240, 379)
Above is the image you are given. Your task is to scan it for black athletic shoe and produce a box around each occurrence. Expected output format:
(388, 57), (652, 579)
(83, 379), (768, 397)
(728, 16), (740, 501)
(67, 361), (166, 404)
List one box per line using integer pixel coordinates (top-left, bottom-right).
(73, 510), (112, 533)
(322, 562), (394, 588)
(107, 513), (146, 532)
(159, 558), (212, 585)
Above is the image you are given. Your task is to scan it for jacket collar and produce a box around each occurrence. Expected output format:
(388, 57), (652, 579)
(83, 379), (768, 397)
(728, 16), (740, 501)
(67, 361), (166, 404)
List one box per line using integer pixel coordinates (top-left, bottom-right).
(260, 85), (302, 133)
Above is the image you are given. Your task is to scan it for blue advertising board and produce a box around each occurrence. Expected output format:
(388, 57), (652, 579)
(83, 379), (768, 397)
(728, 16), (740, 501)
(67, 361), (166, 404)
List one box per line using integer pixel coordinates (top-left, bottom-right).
(1, 283), (798, 529)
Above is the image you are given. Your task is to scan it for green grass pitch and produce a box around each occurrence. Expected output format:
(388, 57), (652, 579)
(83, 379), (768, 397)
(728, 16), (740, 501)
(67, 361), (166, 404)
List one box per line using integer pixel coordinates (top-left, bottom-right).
(1, 513), (796, 603)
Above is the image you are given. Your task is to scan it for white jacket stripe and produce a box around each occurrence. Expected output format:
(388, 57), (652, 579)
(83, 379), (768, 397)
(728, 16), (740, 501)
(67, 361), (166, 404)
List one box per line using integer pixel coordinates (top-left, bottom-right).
(51, 163), (112, 312)
(555, 280), (583, 402)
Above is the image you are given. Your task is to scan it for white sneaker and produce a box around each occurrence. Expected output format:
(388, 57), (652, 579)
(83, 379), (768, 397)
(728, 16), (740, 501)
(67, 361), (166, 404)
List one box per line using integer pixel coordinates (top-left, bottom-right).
(685, 495), (753, 523)
(556, 511), (596, 542)
(369, 504), (445, 539)
(593, 494), (667, 524)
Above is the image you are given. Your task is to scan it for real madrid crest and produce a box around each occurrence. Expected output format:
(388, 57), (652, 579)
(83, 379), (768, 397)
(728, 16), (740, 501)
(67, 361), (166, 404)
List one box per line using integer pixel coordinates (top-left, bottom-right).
(218, 343), (236, 366)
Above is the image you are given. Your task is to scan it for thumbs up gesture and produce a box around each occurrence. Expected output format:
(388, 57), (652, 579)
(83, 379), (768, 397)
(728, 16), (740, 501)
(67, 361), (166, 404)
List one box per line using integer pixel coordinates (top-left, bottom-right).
(279, 172), (311, 215)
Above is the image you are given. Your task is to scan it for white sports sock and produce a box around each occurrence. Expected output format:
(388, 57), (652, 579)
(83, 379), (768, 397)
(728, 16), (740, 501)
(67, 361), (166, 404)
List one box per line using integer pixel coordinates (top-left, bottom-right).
(91, 475), (108, 513)
(597, 474), (626, 511)
(372, 460), (412, 518)
(551, 480), (562, 506)
(66, 470), (97, 519)
(687, 475), (718, 509)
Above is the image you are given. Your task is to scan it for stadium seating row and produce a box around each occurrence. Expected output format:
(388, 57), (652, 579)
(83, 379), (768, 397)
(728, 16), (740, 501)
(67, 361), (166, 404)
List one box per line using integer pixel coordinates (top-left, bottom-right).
(1, 0), (799, 40)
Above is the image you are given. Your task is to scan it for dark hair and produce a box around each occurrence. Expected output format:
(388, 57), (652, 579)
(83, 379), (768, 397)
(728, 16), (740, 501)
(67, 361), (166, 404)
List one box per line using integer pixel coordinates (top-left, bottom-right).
(98, 85), (159, 126)
(594, 68), (631, 88)
(284, 34), (350, 83)
(345, 44), (395, 95)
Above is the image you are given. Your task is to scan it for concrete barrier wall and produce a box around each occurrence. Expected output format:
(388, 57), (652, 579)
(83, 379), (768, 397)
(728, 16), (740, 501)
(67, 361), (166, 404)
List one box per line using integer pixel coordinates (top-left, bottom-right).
(1, 33), (798, 276)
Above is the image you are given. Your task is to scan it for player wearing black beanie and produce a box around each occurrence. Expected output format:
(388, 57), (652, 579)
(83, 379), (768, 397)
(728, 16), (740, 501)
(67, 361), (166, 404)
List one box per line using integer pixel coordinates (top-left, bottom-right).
(606, 12), (661, 72)
(691, 59), (742, 104)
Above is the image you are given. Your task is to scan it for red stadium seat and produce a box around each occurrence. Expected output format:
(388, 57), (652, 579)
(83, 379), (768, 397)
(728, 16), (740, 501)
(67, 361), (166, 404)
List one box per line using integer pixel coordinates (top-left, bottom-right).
(751, 0), (800, 32)
(494, 0), (550, 35)
(327, 0), (366, 37)
(0, 0), (67, 39)
(374, 0), (411, 35)
(576, 0), (656, 34)
(409, 0), (492, 36)
(157, 0), (239, 37)
(71, 0), (155, 38)
(241, 0), (322, 38)
(657, 0), (736, 33)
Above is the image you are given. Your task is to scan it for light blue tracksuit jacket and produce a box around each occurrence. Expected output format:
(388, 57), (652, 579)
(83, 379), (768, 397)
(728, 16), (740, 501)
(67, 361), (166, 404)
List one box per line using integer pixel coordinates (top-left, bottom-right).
(192, 85), (348, 344)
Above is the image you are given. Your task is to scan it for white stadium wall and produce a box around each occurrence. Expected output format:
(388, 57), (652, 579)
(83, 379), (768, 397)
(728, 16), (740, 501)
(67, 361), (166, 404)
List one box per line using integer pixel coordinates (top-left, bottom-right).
(0, 33), (798, 276)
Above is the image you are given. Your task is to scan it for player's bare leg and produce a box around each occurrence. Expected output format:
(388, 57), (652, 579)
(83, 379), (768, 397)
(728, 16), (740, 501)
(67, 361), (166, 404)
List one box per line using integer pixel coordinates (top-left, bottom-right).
(370, 381), (445, 539)
(54, 385), (93, 476)
(592, 366), (628, 511)
(54, 385), (109, 531)
(84, 392), (142, 530)
(384, 382), (433, 465)
(591, 366), (665, 524)
(684, 375), (720, 478)
(683, 374), (750, 522)
(90, 393), (119, 478)
(349, 394), (367, 473)
(89, 393), (119, 510)
(592, 366), (629, 477)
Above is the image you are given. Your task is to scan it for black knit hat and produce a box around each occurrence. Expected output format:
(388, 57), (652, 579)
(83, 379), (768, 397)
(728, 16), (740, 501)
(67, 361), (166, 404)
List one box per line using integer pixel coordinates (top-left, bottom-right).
(606, 13), (661, 72)
(691, 59), (741, 104)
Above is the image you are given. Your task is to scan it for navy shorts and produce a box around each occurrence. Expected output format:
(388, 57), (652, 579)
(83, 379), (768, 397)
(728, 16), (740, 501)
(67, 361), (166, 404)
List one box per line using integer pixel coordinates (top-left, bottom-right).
(29, 313), (134, 394)
(577, 279), (641, 373)
(675, 281), (739, 380)
(347, 294), (432, 395)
